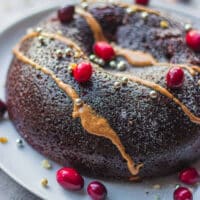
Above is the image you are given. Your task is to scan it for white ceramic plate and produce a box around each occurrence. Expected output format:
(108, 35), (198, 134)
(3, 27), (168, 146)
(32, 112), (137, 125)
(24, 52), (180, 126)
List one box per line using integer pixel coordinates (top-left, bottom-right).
(0, 3), (200, 200)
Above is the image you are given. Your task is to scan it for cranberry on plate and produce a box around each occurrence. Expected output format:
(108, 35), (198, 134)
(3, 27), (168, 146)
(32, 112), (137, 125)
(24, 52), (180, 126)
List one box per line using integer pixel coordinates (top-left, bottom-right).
(56, 167), (84, 191)
(0, 99), (7, 119)
(179, 167), (199, 185)
(174, 187), (193, 200)
(87, 181), (107, 200)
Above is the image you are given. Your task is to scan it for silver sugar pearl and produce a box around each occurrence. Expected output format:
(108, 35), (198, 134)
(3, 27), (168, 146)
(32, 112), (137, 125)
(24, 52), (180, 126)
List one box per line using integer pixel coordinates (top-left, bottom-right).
(117, 61), (127, 71)
(98, 58), (105, 66)
(89, 54), (96, 61)
(126, 7), (133, 14)
(114, 81), (121, 89)
(75, 98), (83, 106)
(184, 23), (192, 32)
(175, 184), (180, 189)
(150, 90), (158, 99)
(141, 12), (148, 19)
(65, 48), (72, 56)
(68, 66), (73, 74)
(36, 43), (42, 48)
(56, 50), (63, 58)
(109, 61), (117, 69)
(36, 27), (42, 33)
(16, 138), (23, 147)
(94, 58), (100, 64)
(38, 36), (45, 45)
(81, 2), (88, 9)
(122, 77), (128, 85)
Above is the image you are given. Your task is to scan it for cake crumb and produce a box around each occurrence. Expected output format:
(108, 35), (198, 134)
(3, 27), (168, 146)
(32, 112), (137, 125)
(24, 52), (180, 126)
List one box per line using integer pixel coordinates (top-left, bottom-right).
(155, 195), (160, 200)
(0, 137), (8, 144)
(41, 160), (52, 169)
(153, 184), (161, 189)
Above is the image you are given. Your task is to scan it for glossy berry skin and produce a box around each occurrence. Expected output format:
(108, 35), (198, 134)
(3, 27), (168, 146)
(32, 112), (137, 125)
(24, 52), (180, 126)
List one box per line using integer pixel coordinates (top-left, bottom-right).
(58, 5), (75, 23)
(135, 0), (149, 6)
(174, 187), (193, 200)
(186, 30), (200, 52)
(56, 167), (84, 191)
(166, 67), (184, 89)
(93, 42), (115, 61)
(87, 181), (107, 200)
(0, 100), (7, 119)
(179, 168), (199, 185)
(73, 62), (93, 83)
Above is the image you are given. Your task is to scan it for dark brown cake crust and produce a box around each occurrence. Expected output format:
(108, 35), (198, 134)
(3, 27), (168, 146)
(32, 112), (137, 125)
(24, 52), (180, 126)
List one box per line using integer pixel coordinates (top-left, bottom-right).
(6, 2), (200, 180)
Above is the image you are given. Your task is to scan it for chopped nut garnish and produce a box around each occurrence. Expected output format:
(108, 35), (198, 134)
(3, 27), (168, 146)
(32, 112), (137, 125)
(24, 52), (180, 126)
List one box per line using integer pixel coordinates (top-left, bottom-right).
(41, 178), (48, 187)
(41, 160), (52, 169)
(160, 20), (169, 29)
(0, 137), (8, 144)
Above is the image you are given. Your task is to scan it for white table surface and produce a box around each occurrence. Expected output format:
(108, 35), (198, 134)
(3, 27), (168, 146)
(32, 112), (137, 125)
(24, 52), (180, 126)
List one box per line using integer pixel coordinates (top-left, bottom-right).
(0, 0), (199, 199)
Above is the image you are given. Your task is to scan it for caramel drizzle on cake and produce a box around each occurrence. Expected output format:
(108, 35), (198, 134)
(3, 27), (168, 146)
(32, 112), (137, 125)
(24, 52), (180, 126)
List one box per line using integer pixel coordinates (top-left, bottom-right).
(13, 32), (143, 178)
(113, 45), (157, 66)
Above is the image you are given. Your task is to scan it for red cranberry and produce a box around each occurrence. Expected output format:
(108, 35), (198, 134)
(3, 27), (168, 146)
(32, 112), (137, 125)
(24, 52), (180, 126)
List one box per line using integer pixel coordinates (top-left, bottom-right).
(166, 67), (184, 89)
(174, 187), (193, 200)
(87, 181), (107, 200)
(179, 168), (199, 185)
(186, 30), (200, 52)
(135, 0), (149, 6)
(58, 5), (75, 23)
(73, 62), (93, 83)
(0, 100), (6, 119)
(93, 42), (115, 61)
(56, 167), (84, 190)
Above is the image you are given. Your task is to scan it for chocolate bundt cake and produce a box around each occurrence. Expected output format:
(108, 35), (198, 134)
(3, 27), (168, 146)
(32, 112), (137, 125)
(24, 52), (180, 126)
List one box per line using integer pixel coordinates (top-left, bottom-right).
(6, 1), (200, 181)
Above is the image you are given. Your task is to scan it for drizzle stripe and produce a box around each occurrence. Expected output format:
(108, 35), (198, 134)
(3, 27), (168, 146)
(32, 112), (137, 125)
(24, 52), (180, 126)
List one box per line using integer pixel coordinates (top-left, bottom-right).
(113, 45), (157, 66)
(76, 7), (107, 42)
